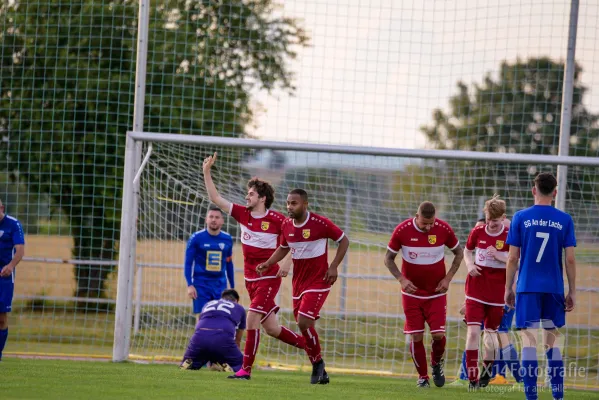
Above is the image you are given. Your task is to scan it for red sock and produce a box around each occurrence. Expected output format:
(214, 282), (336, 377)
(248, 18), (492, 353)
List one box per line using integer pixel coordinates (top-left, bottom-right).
(277, 326), (306, 349)
(431, 336), (446, 365)
(301, 327), (322, 364)
(241, 329), (260, 373)
(466, 349), (479, 382)
(410, 340), (428, 379)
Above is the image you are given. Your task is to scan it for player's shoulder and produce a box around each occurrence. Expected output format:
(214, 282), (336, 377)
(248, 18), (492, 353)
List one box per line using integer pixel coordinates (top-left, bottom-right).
(433, 218), (454, 232)
(309, 212), (334, 225)
(394, 218), (413, 230)
(5, 215), (22, 225)
(190, 229), (207, 239)
(219, 230), (233, 240)
(267, 209), (286, 221)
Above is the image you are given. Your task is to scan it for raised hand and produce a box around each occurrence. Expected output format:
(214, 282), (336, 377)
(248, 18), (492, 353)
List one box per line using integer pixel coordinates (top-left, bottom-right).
(202, 152), (217, 174)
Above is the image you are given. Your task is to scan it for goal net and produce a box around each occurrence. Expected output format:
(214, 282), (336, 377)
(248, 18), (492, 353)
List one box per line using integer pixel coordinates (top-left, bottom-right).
(126, 136), (599, 387)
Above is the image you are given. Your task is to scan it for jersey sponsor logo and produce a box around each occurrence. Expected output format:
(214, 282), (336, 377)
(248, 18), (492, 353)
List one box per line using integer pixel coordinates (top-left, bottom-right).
(428, 235), (437, 245)
(302, 229), (310, 239)
(496, 240), (504, 250)
(206, 251), (223, 272)
(243, 232), (252, 241)
(409, 251), (418, 259)
(478, 251), (486, 262)
(261, 221), (270, 231)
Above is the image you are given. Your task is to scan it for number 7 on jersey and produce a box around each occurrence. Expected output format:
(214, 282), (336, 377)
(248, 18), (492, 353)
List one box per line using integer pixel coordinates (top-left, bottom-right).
(535, 232), (549, 263)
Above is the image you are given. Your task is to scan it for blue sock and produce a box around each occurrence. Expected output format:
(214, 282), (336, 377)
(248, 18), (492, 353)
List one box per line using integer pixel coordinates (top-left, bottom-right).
(460, 350), (468, 380)
(504, 344), (522, 383)
(546, 348), (564, 399)
(0, 328), (8, 359)
(521, 347), (539, 400)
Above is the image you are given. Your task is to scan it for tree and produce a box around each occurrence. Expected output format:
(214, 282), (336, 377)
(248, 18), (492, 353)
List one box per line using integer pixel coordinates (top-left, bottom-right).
(0, 0), (308, 303)
(421, 57), (599, 212)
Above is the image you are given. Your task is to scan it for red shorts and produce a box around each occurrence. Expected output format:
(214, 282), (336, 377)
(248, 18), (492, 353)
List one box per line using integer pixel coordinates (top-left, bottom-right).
(245, 277), (281, 322)
(402, 294), (447, 334)
(465, 298), (504, 331)
(293, 290), (330, 321)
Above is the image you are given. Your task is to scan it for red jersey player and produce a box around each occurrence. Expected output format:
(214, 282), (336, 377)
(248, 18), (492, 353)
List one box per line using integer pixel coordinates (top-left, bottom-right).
(463, 195), (510, 389)
(384, 202), (464, 388)
(202, 153), (306, 381)
(256, 189), (350, 385)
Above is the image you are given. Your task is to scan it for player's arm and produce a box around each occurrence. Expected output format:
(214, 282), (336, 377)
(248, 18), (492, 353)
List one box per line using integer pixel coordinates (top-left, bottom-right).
(256, 246), (290, 275)
(384, 249), (418, 294)
(491, 250), (508, 263)
(464, 229), (482, 277)
(184, 235), (198, 299)
(235, 329), (244, 349)
(436, 245), (464, 293)
(202, 152), (232, 213)
(324, 235), (350, 285)
(225, 242), (235, 289)
(564, 246), (576, 312)
(504, 245), (520, 309)
(0, 244), (24, 277)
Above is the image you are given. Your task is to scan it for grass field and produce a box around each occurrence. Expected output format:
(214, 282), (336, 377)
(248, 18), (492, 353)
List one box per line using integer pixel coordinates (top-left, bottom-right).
(2, 358), (598, 400)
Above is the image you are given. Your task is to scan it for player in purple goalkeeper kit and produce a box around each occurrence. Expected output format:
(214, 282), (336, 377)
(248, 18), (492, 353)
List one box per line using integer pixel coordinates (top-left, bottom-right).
(180, 289), (246, 372)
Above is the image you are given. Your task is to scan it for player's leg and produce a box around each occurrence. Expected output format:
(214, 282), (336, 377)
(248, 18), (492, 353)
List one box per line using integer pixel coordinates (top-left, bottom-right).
(492, 307), (522, 384)
(214, 335), (244, 375)
(516, 293), (543, 400)
(192, 283), (213, 323)
(479, 305), (503, 387)
(180, 330), (209, 370)
(296, 291), (329, 385)
(402, 294), (429, 387)
(0, 279), (14, 361)
(542, 293), (566, 400)
(464, 299), (486, 388)
(424, 295), (447, 387)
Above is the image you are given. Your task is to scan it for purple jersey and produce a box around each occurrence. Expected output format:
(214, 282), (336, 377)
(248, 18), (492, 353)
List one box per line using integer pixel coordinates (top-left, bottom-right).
(197, 299), (246, 338)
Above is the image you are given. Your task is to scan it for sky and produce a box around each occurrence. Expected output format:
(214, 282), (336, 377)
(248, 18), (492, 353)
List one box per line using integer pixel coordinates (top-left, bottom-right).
(249, 0), (599, 150)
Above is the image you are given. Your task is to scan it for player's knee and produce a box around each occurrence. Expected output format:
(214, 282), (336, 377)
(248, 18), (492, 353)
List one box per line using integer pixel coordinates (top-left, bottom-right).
(263, 323), (280, 337)
(297, 318), (313, 332)
(431, 332), (445, 341)
(466, 326), (481, 343)
(483, 330), (499, 347)
(411, 333), (424, 342)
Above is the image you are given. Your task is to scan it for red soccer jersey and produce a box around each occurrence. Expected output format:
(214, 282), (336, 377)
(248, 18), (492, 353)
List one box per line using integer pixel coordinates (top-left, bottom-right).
(229, 203), (285, 281)
(280, 212), (345, 299)
(465, 224), (510, 306)
(387, 218), (459, 298)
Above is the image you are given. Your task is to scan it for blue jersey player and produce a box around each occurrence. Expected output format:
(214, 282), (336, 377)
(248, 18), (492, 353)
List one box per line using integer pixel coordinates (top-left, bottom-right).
(0, 199), (25, 362)
(180, 289), (246, 372)
(185, 207), (235, 322)
(505, 173), (577, 400)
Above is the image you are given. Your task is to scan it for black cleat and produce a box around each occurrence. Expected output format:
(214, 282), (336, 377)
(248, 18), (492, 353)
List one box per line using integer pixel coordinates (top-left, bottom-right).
(479, 364), (492, 388)
(468, 380), (479, 391)
(432, 359), (446, 387)
(318, 369), (330, 385)
(417, 378), (431, 388)
(310, 360), (326, 384)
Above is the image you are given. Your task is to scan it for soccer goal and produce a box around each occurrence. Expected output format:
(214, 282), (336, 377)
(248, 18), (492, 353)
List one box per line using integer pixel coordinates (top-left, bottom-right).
(113, 131), (599, 387)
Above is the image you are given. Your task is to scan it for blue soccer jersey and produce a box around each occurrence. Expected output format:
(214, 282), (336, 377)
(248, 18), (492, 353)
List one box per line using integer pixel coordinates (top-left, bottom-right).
(0, 214), (25, 281)
(507, 205), (576, 295)
(184, 229), (234, 288)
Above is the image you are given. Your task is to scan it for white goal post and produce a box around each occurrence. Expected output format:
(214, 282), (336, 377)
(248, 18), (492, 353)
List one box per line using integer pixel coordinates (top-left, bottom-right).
(112, 131), (599, 388)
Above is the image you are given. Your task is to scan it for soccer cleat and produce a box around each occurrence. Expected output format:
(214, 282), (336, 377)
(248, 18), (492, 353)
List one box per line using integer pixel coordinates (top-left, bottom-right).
(468, 380), (479, 391)
(489, 374), (510, 385)
(479, 365), (493, 388)
(431, 359), (446, 387)
(310, 359), (326, 384)
(227, 369), (251, 380)
(179, 359), (193, 370)
(417, 378), (430, 388)
(318, 369), (330, 385)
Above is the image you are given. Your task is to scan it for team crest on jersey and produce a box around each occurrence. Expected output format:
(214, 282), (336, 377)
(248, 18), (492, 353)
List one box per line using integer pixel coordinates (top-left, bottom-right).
(428, 235), (437, 245)
(302, 229), (310, 239)
(261, 221), (270, 231)
(219, 243), (225, 250)
(496, 240), (504, 250)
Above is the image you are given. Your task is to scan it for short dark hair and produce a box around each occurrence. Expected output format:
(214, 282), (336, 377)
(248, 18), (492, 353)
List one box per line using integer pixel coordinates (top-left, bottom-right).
(417, 201), (436, 219)
(207, 205), (225, 216)
(247, 178), (275, 209)
(534, 172), (557, 196)
(221, 289), (240, 302)
(289, 188), (308, 202)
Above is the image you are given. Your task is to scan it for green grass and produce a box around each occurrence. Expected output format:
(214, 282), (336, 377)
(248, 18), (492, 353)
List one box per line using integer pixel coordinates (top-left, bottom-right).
(1, 358), (598, 400)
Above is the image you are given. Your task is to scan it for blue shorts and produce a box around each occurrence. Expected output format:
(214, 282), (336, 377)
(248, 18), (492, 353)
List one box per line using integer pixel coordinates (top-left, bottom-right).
(192, 280), (227, 314)
(498, 306), (515, 333)
(0, 278), (14, 313)
(516, 293), (565, 329)
(181, 330), (242, 371)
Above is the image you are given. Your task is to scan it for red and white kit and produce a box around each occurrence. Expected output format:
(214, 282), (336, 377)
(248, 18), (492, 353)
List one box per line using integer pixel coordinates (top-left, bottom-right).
(387, 218), (459, 334)
(464, 224), (509, 330)
(229, 203), (285, 321)
(280, 212), (345, 321)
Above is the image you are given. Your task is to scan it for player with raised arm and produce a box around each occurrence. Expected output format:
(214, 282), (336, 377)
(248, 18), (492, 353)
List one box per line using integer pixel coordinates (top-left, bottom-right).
(184, 206), (235, 323)
(0, 199), (25, 362)
(384, 202), (464, 388)
(180, 289), (246, 372)
(505, 173), (576, 400)
(203, 153), (307, 381)
(256, 189), (350, 385)
(463, 195), (511, 389)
